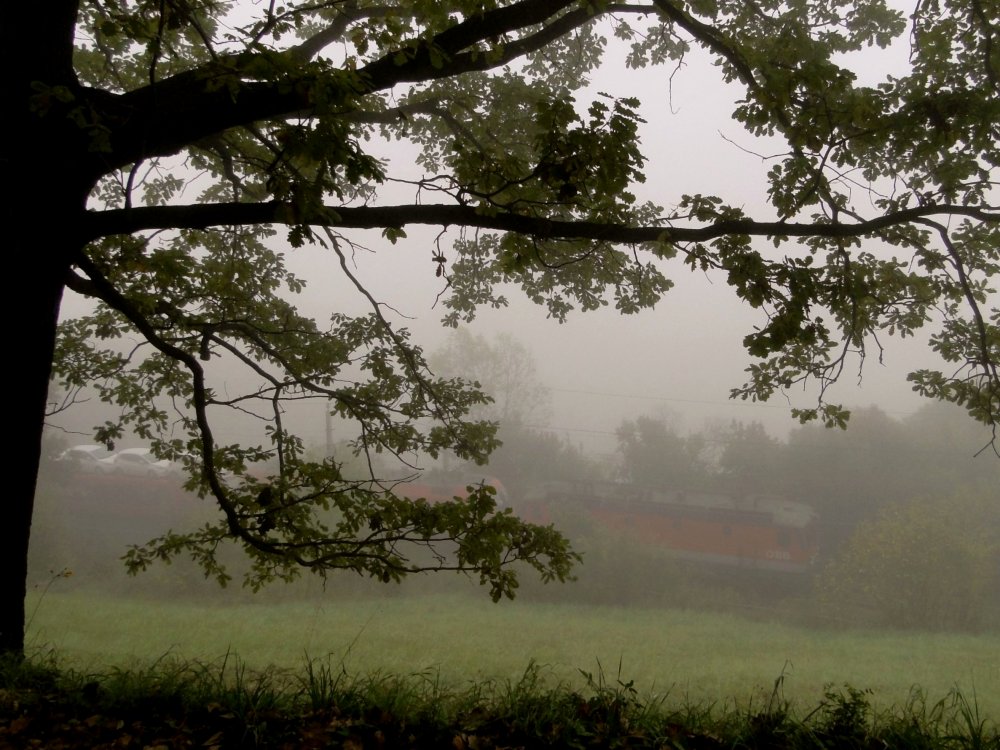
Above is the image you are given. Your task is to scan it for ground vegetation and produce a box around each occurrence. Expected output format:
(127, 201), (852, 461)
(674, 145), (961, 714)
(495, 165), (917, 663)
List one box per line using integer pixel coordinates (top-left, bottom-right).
(2, 655), (996, 749)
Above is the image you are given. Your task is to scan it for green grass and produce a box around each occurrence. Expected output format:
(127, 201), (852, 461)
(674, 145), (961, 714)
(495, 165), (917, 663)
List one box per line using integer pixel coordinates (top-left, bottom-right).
(25, 587), (1000, 720)
(3, 647), (996, 749)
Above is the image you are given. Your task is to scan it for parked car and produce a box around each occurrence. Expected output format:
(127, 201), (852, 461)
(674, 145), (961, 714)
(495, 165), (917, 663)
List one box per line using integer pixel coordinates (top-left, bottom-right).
(106, 448), (175, 478)
(56, 444), (115, 475)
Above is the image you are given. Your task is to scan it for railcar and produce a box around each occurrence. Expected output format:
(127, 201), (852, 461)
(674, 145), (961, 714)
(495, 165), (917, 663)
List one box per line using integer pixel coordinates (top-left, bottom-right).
(517, 481), (819, 574)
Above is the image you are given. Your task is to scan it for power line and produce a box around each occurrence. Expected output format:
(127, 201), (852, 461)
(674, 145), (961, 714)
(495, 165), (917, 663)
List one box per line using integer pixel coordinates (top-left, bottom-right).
(550, 386), (789, 410)
(547, 386), (918, 416)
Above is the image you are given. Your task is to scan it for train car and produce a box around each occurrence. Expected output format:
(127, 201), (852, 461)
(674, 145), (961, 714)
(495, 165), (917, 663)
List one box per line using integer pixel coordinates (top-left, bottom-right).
(517, 481), (819, 574)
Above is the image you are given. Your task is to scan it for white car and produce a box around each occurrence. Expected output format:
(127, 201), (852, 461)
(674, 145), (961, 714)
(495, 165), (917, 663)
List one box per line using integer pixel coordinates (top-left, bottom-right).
(56, 444), (115, 475)
(106, 448), (175, 478)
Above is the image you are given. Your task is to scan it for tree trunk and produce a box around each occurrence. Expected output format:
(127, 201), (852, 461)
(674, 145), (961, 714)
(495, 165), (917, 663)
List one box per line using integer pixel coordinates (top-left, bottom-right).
(0, 258), (67, 657)
(1, 0), (86, 659)
(1, 166), (86, 657)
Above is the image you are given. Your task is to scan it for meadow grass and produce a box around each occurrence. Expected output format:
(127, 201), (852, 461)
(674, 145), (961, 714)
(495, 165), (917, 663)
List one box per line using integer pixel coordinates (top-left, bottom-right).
(25, 586), (1000, 720)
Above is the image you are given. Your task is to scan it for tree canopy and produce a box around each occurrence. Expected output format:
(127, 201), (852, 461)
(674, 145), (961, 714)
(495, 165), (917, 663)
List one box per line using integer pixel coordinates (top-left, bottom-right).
(4, 0), (999, 655)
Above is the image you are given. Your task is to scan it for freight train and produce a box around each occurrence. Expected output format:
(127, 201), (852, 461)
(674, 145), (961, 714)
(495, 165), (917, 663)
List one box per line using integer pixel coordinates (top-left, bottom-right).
(514, 481), (820, 574)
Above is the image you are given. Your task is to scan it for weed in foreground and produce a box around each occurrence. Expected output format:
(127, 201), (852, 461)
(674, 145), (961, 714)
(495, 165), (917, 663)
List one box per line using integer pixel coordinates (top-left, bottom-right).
(1, 653), (997, 748)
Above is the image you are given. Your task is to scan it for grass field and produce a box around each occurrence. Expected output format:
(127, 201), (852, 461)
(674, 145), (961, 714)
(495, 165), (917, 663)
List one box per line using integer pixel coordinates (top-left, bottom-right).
(24, 587), (1000, 720)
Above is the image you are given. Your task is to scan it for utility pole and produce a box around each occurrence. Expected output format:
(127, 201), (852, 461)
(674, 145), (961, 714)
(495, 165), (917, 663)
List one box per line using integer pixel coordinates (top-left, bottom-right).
(325, 401), (333, 457)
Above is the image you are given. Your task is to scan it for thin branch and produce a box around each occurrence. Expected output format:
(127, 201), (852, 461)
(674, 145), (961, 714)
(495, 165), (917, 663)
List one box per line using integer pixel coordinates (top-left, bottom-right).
(915, 218), (999, 383)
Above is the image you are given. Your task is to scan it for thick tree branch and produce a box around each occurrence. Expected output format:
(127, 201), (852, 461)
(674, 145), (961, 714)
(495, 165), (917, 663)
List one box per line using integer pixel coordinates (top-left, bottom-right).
(651, 0), (760, 93)
(359, 2), (656, 83)
(99, 0), (610, 169)
(82, 200), (1000, 246)
(288, 5), (402, 61)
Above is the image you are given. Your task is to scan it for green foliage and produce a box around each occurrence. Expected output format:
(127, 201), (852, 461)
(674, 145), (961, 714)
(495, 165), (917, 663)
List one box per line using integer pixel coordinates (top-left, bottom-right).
(776, 403), (1000, 558)
(712, 420), (786, 494)
(817, 485), (1000, 631)
(16, 0), (1000, 642)
(616, 415), (711, 487)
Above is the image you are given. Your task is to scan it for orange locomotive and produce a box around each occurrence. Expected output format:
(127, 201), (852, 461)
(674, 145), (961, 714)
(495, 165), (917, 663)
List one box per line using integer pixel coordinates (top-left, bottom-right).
(517, 481), (819, 574)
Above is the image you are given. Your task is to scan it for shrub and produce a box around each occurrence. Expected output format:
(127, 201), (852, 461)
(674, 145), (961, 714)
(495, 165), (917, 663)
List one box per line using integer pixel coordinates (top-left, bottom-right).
(816, 484), (999, 631)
